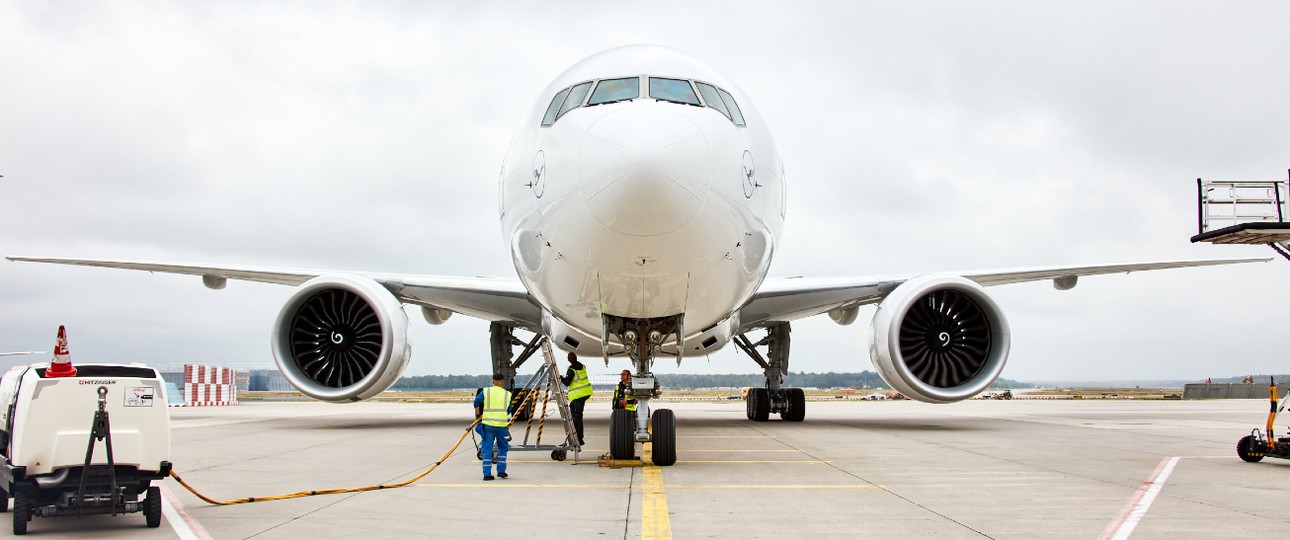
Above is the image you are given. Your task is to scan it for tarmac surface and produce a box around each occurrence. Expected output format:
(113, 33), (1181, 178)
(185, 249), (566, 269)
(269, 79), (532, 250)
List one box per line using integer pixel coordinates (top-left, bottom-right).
(8, 398), (1290, 539)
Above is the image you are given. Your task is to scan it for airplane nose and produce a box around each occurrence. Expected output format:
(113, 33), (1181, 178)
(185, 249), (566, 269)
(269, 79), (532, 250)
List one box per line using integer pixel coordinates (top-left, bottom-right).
(579, 105), (710, 237)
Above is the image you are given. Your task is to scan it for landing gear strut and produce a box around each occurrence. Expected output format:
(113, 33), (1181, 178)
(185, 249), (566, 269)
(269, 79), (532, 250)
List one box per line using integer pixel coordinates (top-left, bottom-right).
(604, 315), (679, 466)
(490, 323), (543, 419)
(734, 322), (805, 422)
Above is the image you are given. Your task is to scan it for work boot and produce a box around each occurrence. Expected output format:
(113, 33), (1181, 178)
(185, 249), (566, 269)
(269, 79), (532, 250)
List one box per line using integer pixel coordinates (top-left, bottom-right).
(498, 472), (508, 479)
(483, 475), (495, 481)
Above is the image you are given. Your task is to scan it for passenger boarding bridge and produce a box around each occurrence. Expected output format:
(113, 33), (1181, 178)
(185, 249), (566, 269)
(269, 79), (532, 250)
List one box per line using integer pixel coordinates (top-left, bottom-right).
(1191, 171), (1290, 261)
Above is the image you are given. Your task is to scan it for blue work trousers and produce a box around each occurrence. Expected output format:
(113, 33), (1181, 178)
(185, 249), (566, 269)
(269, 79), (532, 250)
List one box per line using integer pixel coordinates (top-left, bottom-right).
(480, 424), (510, 476)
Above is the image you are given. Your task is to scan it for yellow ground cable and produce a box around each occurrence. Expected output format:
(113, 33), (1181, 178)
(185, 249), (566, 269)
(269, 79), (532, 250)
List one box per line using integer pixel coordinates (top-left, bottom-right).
(169, 386), (548, 506)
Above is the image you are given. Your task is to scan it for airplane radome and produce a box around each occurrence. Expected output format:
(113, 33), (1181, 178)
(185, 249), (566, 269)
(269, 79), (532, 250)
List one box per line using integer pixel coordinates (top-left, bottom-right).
(6, 45), (1265, 465)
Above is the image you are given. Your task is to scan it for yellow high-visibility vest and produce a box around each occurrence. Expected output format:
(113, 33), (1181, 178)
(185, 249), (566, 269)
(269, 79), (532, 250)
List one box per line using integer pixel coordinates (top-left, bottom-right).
(481, 386), (512, 427)
(614, 383), (637, 412)
(567, 367), (593, 400)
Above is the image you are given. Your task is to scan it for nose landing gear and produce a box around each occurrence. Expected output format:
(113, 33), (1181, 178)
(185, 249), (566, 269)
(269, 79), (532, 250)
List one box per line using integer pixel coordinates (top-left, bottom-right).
(604, 315), (680, 466)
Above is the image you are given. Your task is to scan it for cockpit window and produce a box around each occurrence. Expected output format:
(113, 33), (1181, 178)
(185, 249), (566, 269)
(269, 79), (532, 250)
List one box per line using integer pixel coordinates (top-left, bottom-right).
(694, 82), (730, 121)
(541, 76), (747, 128)
(649, 77), (701, 106)
(587, 77), (640, 106)
(557, 81), (593, 120)
(716, 88), (746, 126)
(541, 87), (571, 126)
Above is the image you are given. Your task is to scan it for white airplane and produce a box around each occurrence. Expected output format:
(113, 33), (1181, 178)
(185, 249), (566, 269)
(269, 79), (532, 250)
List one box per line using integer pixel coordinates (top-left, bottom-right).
(0, 353), (42, 358)
(7, 45), (1266, 465)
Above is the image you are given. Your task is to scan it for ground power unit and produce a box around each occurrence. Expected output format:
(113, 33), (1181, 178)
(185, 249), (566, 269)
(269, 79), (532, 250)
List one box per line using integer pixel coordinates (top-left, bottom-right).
(0, 359), (172, 535)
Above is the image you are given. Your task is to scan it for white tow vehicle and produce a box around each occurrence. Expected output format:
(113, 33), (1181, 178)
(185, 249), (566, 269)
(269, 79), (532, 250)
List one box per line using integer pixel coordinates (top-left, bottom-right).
(0, 328), (170, 535)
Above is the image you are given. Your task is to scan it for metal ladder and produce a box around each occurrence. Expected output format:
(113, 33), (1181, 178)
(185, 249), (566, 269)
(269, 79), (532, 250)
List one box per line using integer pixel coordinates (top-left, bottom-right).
(540, 339), (581, 456)
(502, 338), (580, 462)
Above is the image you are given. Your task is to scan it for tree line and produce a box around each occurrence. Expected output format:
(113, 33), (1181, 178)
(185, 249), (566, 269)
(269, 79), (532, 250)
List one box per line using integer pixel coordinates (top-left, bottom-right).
(391, 371), (1032, 390)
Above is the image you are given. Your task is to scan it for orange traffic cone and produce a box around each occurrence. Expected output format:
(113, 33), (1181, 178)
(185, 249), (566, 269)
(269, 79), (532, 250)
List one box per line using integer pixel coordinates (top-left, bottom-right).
(45, 325), (77, 378)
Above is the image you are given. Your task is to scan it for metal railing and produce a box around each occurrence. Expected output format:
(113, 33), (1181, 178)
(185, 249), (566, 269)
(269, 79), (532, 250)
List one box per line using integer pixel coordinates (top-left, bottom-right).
(1196, 174), (1288, 235)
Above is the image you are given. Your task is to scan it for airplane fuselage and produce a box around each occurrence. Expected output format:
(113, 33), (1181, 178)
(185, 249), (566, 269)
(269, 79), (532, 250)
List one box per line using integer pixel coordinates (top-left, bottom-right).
(498, 46), (786, 359)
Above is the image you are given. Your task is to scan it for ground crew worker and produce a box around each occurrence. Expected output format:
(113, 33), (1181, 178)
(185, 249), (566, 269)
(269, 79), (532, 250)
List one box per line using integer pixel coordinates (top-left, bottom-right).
(474, 373), (512, 481)
(560, 352), (593, 446)
(612, 369), (637, 412)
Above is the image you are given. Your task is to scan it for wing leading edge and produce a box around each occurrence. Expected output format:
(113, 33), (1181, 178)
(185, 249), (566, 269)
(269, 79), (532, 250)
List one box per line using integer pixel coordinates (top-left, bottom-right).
(7, 255), (1269, 336)
(738, 257), (1270, 330)
(5, 256), (543, 331)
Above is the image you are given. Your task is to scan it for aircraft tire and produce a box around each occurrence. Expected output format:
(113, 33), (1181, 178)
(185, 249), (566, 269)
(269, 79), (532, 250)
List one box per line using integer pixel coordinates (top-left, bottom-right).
(782, 388), (806, 422)
(1238, 435), (1264, 463)
(651, 409), (677, 466)
(749, 388), (770, 422)
(610, 409), (635, 460)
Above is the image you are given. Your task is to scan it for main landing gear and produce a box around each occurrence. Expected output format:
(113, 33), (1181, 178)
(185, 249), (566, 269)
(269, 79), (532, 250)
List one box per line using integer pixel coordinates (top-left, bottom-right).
(734, 322), (806, 422)
(605, 315), (679, 466)
(490, 323), (544, 420)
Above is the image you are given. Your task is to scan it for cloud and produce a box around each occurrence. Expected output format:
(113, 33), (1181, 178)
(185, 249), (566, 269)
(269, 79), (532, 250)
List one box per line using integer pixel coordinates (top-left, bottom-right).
(2, 2), (1287, 383)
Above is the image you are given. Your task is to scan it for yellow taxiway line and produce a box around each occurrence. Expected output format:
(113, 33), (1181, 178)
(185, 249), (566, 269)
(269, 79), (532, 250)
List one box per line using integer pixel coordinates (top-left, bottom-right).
(666, 484), (880, 489)
(415, 482), (879, 490)
(642, 465), (672, 540)
(412, 487), (629, 489)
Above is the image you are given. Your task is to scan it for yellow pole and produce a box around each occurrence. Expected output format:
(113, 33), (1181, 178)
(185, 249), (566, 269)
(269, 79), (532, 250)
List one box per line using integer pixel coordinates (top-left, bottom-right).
(534, 370), (553, 444)
(1267, 378), (1278, 451)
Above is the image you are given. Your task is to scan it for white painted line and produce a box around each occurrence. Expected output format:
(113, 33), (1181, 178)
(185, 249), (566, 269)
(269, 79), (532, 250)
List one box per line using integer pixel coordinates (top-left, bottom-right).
(161, 483), (214, 540)
(1100, 456), (1181, 540)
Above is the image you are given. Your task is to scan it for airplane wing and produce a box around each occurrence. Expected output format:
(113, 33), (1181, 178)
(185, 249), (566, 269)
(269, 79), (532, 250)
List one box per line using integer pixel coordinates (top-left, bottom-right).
(737, 257), (1270, 329)
(0, 352), (43, 357)
(5, 256), (543, 331)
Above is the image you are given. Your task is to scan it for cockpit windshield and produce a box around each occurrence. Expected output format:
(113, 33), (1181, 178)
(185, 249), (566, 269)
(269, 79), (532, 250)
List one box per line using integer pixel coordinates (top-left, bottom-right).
(559, 82), (593, 119)
(541, 87), (571, 126)
(541, 76), (745, 128)
(587, 77), (640, 106)
(649, 77), (701, 106)
(694, 82), (730, 120)
(716, 88), (746, 126)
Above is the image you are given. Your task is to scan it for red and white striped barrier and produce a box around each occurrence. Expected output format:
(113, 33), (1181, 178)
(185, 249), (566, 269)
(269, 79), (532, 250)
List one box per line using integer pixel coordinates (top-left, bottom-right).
(182, 364), (239, 406)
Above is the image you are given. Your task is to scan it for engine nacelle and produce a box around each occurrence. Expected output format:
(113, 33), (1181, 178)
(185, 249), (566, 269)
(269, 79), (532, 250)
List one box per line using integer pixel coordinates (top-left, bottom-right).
(271, 274), (412, 402)
(869, 275), (1010, 403)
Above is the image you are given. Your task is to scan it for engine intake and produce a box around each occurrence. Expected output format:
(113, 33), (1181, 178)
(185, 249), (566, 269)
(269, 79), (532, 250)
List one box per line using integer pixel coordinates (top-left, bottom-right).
(870, 275), (1010, 403)
(271, 275), (411, 402)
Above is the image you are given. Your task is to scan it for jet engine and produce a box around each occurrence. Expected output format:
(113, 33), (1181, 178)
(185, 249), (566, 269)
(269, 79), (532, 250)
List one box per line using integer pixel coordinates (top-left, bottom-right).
(869, 275), (1010, 403)
(271, 274), (412, 402)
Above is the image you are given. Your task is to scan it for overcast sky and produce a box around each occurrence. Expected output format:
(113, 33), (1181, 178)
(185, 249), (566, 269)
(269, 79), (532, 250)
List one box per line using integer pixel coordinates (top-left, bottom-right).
(2, 2), (1287, 384)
